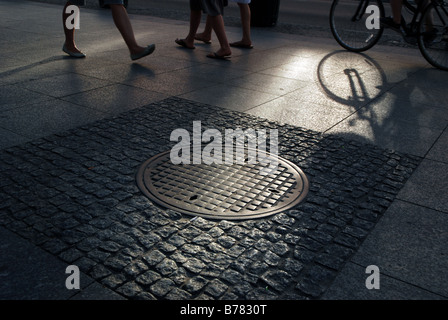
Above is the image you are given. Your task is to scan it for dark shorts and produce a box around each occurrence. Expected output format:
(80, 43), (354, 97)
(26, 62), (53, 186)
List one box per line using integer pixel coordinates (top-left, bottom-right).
(190, 0), (228, 16)
(69, 0), (124, 6)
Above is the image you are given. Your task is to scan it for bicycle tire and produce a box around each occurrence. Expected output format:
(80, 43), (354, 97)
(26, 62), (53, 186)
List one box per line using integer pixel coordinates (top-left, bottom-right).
(418, 2), (448, 71)
(330, 0), (385, 52)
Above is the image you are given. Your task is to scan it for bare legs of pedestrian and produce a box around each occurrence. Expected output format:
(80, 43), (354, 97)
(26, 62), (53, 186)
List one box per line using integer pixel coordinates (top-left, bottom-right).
(230, 3), (252, 48)
(176, 11), (231, 58)
(63, 1), (85, 57)
(62, 2), (155, 60)
(175, 9), (202, 49)
(390, 0), (403, 24)
(195, 15), (213, 44)
(109, 4), (152, 57)
(195, 3), (252, 49)
(208, 14), (231, 57)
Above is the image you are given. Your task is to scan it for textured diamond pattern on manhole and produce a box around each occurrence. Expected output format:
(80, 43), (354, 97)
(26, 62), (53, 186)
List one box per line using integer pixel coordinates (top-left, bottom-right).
(136, 148), (309, 220)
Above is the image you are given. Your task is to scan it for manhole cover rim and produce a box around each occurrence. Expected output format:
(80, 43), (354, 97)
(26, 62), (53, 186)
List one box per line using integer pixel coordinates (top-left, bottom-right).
(136, 149), (309, 220)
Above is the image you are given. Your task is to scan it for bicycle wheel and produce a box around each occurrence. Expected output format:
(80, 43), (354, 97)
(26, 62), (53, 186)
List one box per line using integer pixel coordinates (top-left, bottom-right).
(418, 2), (448, 71)
(330, 0), (385, 52)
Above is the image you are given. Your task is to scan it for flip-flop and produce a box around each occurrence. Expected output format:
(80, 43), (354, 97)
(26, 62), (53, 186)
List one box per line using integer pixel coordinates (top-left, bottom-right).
(175, 38), (195, 50)
(230, 42), (254, 49)
(130, 44), (156, 61)
(62, 44), (86, 58)
(194, 35), (211, 44)
(206, 52), (231, 60)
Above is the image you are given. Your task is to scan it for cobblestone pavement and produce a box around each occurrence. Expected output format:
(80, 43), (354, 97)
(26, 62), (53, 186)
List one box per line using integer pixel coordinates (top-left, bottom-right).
(0, 97), (421, 300)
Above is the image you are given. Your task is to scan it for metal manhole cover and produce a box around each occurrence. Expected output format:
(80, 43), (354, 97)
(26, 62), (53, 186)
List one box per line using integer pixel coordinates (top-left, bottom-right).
(136, 148), (309, 220)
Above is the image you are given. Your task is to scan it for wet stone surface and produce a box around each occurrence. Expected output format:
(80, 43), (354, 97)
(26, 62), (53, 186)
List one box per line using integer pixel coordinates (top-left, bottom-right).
(0, 97), (421, 300)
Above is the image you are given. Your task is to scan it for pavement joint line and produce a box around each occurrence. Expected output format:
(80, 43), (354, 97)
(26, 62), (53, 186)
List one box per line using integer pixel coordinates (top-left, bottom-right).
(395, 198), (448, 216)
(421, 129), (448, 160)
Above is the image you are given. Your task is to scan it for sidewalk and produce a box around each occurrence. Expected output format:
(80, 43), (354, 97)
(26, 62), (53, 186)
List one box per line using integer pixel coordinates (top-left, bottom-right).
(0, 0), (447, 301)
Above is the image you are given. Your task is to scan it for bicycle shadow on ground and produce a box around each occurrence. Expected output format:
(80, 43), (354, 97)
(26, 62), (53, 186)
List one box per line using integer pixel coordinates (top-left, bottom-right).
(317, 50), (389, 109)
(316, 50), (442, 157)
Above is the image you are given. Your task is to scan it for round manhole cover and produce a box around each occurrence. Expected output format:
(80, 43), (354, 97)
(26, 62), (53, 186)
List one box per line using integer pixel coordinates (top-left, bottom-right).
(136, 148), (309, 220)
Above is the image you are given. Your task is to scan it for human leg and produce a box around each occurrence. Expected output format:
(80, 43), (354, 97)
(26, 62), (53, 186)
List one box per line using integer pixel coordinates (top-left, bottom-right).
(208, 14), (231, 57)
(380, 0), (403, 32)
(175, 10), (202, 49)
(195, 15), (213, 43)
(230, 3), (253, 48)
(390, 0), (403, 24)
(239, 3), (252, 45)
(176, 0), (203, 49)
(109, 5), (143, 54)
(108, 3), (155, 60)
(202, 0), (231, 57)
(62, 1), (85, 57)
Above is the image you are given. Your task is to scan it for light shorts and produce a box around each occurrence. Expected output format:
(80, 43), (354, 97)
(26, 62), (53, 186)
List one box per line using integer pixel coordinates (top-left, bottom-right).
(68, 0), (124, 6)
(230, 0), (251, 3)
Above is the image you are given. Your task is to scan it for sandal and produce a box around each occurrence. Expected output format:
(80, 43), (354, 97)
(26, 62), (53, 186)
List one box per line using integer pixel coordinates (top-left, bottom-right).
(229, 42), (253, 49)
(175, 38), (195, 50)
(206, 52), (231, 60)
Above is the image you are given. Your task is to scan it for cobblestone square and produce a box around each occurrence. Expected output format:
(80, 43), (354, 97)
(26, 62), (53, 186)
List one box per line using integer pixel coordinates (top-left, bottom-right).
(0, 97), (421, 300)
